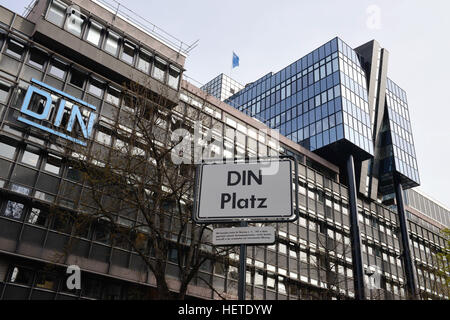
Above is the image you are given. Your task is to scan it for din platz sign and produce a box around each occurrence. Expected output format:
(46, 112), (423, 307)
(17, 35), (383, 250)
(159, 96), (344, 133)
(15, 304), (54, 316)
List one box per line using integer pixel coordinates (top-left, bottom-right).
(193, 158), (298, 245)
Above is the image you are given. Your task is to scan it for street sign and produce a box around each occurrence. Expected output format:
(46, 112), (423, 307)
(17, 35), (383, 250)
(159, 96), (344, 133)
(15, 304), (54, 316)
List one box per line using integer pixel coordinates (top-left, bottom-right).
(193, 157), (298, 223)
(212, 226), (275, 246)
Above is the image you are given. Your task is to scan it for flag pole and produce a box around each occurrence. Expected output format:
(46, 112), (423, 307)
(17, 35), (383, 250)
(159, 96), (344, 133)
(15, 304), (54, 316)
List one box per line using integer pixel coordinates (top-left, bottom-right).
(230, 51), (233, 78)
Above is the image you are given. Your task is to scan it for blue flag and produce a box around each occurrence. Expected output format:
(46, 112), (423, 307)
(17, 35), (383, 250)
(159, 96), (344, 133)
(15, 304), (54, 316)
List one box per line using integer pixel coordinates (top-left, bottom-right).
(232, 52), (239, 68)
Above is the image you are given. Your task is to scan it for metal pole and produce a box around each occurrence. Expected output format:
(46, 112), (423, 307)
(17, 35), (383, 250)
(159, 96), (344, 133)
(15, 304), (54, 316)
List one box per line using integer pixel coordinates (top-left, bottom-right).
(238, 220), (248, 300)
(346, 155), (366, 300)
(394, 178), (418, 299)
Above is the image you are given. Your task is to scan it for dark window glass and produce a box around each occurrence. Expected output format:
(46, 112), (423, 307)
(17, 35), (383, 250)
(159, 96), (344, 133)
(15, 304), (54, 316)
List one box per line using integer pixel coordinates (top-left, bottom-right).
(28, 48), (47, 69)
(36, 173), (59, 194)
(5, 39), (25, 59)
(35, 272), (58, 290)
(9, 266), (33, 285)
(51, 212), (73, 233)
(81, 278), (103, 299)
(70, 69), (86, 88)
(0, 158), (12, 179)
(93, 221), (110, 243)
(27, 208), (49, 227)
(0, 80), (11, 103)
(11, 165), (37, 186)
(66, 165), (82, 182)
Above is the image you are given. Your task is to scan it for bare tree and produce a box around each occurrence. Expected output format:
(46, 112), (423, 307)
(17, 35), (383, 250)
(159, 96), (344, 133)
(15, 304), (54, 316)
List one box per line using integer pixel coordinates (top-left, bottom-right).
(49, 78), (233, 299)
(313, 224), (355, 299)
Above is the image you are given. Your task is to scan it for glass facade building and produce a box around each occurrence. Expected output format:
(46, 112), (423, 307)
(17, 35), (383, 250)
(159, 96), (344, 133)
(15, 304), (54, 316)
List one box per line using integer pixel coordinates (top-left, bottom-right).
(384, 78), (420, 187)
(226, 38), (373, 159)
(0, 0), (447, 301)
(201, 73), (244, 102)
(225, 37), (420, 200)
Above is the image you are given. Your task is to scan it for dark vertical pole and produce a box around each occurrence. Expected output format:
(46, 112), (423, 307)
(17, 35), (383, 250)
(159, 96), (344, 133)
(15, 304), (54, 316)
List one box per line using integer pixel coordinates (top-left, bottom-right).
(394, 178), (417, 299)
(238, 221), (248, 300)
(347, 155), (365, 300)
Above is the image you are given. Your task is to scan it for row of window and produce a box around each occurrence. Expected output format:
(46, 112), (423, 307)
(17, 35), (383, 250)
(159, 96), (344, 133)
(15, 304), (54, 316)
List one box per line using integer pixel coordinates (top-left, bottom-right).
(235, 54), (340, 116)
(44, 0), (181, 89)
(1, 264), (158, 300)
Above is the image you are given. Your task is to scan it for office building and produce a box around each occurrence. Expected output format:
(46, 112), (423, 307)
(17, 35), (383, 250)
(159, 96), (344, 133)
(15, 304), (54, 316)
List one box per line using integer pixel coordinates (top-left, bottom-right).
(201, 73), (244, 102)
(0, 0), (447, 300)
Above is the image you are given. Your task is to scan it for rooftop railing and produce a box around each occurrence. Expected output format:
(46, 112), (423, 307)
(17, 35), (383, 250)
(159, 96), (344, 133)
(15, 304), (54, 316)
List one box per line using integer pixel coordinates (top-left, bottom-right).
(92, 0), (198, 56)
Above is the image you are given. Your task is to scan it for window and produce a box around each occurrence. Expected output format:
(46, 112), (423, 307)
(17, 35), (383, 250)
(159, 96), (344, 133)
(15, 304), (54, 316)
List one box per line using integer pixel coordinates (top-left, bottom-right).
(86, 20), (103, 46)
(168, 66), (180, 89)
(3, 201), (25, 219)
(267, 275), (276, 289)
(27, 208), (49, 226)
(66, 166), (81, 182)
(64, 8), (86, 37)
(46, 0), (67, 27)
(21, 150), (40, 167)
(36, 272), (57, 290)
(103, 87), (120, 106)
(137, 49), (151, 73)
(28, 48), (47, 70)
(104, 31), (120, 56)
(96, 131), (111, 145)
(121, 41), (135, 65)
(44, 155), (62, 175)
(93, 221), (110, 243)
(69, 69), (86, 88)
(152, 56), (167, 82)
(255, 271), (264, 286)
(49, 59), (67, 79)
(9, 266), (33, 285)
(11, 184), (31, 195)
(81, 278), (103, 299)
(88, 79), (104, 97)
(5, 39), (25, 59)
(0, 80), (11, 103)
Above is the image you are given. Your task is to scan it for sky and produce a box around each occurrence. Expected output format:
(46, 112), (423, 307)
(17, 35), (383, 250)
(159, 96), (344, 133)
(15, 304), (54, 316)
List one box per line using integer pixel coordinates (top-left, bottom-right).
(4, 0), (450, 208)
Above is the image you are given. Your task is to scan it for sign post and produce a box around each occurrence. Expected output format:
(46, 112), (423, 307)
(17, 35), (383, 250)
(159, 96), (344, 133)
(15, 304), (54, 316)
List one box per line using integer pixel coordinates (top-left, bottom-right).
(238, 221), (248, 301)
(193, 157), (298, 300)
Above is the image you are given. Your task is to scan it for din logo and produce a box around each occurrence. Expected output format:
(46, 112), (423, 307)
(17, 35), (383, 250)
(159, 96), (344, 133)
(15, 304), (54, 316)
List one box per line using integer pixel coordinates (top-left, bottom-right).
(17, 78), (97, 146)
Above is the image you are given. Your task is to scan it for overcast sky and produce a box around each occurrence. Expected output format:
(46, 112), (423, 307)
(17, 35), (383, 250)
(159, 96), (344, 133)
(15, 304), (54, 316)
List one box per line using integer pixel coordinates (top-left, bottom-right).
(5, 0), (450, 208)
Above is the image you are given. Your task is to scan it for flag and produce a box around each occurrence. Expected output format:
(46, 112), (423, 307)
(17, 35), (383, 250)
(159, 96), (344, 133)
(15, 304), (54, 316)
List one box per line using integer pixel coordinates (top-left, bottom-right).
(232, 52), (239, 68)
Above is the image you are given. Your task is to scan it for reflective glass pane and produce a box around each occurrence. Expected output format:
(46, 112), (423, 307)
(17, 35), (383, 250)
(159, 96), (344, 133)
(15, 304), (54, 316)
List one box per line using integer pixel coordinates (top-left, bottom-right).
(46, 0), (67, 27)
(86, 21), (103, 46)
(104, 32), (120, 56)
(64, 9), (86, 37)
(121, 42), (135, 64)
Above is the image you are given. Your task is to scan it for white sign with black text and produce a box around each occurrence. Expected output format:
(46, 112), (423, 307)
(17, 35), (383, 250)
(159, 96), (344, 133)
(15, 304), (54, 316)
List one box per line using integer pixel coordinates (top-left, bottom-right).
(213, 226), (275, 245)
(193, 159), (295, 223)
